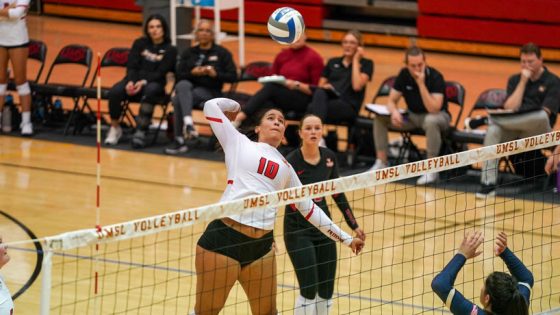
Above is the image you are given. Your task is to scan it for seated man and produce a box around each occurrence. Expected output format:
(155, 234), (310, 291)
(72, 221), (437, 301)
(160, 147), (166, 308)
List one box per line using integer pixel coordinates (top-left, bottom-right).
(477, 43), (560, 198)
(165, 19), (237, 155)
(371, 47), (450, 185)
(233, 33), (323, 127)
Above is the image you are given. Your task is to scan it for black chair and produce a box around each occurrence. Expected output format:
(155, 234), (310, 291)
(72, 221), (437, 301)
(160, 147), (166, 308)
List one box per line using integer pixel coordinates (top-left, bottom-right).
(70, 47), (131, 134)
(34, 44), (93, 135)
(450, 88), (507, 146)
(225, 61), (273, 107)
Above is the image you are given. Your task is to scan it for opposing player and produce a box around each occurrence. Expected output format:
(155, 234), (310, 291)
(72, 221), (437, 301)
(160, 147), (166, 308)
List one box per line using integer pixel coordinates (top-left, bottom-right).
(285, 114), (366, 314)
(0, 0), (33, 135)
(195, 98), (364, 315)
(0, 237), (13, 314)
(432, 231), (533, 315)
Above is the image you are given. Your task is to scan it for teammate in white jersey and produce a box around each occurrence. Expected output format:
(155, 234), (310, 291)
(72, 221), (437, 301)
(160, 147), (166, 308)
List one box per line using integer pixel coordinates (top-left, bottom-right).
(0, 237), (13, 315)
(0, 0), (33, 135)
(195, 98), (364, 315)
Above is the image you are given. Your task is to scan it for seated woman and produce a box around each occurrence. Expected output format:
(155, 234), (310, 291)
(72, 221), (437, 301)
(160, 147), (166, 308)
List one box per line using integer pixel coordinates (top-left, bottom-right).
(432, 231), (533, 315)
(233, 33), (324, 128)
(104, 14), (177, 148)
(306, 30), (373, 125)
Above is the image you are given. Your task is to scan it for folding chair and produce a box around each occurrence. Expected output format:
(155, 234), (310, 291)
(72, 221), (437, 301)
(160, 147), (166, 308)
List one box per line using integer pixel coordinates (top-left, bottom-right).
(451, 88), (507, 146)
(225, 61), (273, 107)
(35, 44), (93, 135)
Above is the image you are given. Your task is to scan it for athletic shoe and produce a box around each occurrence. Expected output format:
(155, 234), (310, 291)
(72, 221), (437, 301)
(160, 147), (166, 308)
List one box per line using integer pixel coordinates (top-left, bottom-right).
(164, 139), (188, 155)
(20, 122), (33, 136)
(131, 130), (146, 149)
(367, 159), (388, 172)
(104, 126), (122, 145)
(476, 184), (496, 199)
(416, 172), (438, 185)
(185, 124), (199, 139)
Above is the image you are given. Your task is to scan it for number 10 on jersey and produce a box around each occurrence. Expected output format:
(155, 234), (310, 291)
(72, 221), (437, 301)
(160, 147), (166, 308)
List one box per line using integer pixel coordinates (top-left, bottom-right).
(257, 158), (279, 179)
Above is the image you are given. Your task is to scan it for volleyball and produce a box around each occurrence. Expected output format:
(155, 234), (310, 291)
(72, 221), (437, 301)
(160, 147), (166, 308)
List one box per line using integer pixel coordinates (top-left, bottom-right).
(267, 7), (305, 45)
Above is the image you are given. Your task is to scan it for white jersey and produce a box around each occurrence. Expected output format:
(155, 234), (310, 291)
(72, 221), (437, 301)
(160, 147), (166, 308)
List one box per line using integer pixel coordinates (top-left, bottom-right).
(0, 275), (13, 315)
(204, 98), (352, 246)
(0, 0), (30, 47)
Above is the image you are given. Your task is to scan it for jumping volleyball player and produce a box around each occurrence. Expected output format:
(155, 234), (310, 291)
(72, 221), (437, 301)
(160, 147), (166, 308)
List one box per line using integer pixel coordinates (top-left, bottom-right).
(285, 114), (366, 314)
(0, 0), (33, 135)
(195, 98), (364, 315)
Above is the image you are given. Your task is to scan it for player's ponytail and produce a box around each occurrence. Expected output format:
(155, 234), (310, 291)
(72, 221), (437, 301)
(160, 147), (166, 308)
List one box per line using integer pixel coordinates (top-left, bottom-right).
(485, 272), (528, 315)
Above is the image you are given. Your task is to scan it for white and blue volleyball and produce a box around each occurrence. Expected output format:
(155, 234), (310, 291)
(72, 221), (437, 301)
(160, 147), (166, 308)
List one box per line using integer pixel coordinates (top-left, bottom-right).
(267, 7), (305, 45)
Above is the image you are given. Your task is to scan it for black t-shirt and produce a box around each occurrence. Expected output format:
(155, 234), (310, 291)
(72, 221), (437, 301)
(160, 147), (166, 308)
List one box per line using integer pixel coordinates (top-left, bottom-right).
(393, 66), (447, 114)
(506, 67), (560, 114)
(284, 147), (359, 237)
(322, 56), (374, 111)
(126, 37), (177, 85)
(176, 43), (238, 91)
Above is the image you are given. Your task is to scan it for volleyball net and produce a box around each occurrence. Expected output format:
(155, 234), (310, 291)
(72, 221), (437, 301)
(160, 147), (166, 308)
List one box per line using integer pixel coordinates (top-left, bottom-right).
(30, 131), (560, 314)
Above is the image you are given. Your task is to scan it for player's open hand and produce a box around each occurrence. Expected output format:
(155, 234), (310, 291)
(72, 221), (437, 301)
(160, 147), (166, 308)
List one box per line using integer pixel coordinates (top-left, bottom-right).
(350, 238), (364, 255)
(494, 232), (508, 256)
(458, 230), (484, 259)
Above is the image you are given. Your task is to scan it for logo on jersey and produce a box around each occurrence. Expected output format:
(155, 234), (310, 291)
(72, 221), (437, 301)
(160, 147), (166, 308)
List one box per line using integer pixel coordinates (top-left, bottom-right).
(326, 158), (334, 168)
(297, 170), (304, 175)
(141, 49), (164, 62)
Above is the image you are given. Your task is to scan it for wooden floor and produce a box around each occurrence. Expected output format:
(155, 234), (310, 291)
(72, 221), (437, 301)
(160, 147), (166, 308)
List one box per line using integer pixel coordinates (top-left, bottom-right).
(0, 16), (559, 314)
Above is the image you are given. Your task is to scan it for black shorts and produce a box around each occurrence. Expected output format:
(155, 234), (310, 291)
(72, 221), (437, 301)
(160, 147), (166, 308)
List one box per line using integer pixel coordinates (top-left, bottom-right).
(197, 219), (274, 268)
(0, 42), (29, 49)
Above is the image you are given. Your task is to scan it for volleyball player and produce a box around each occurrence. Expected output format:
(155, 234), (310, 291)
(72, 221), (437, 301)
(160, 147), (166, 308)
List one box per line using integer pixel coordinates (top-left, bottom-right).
(0, 237), (13, 314)
(285, 114), (366, 315)
(195, 98), (364, 315)
(432, 231), (533, 315)
(0, 0), (33, 135)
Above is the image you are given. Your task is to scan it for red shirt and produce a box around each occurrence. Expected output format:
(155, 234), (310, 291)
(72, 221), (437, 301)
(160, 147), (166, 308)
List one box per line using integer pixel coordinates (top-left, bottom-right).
(272, 45), (324, 85)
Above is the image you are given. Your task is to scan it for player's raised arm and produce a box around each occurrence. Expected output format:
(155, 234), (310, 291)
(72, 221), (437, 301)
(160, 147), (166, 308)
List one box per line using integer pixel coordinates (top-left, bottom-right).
(203, 98), (242, 154)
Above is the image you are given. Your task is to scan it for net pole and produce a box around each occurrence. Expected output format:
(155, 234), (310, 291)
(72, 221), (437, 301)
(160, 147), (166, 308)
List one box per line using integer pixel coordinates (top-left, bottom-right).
(94, 52), (102, 315)
(39, 250), (53, 315)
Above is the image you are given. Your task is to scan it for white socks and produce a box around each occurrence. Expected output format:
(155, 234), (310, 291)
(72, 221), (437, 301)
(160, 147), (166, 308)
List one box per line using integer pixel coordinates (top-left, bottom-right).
(295, 295), (316, 315)
(316, 296), (333, 315)
(184, 115), (194, 127)
(22, 111), (31, 124)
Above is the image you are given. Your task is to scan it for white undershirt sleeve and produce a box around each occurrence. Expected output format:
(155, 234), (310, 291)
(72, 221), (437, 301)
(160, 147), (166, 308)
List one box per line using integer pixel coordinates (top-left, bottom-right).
(287, 167), (353, 246)
(203, 98), (242, 155)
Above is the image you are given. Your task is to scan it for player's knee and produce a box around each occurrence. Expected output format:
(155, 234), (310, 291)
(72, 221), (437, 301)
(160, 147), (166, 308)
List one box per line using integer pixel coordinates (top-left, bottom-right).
(17, 82), (31, 96)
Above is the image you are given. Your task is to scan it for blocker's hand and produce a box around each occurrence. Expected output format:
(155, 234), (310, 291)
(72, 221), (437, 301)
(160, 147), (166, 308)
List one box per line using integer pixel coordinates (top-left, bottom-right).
(458, 230), (484, 259)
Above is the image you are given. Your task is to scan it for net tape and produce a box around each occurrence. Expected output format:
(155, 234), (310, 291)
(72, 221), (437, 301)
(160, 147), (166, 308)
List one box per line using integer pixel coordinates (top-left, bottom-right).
(42, 131), (560, 251)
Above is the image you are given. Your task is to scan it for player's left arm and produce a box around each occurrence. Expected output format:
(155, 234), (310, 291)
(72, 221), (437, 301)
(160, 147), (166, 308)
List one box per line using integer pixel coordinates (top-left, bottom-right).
(286, 166), (353, 246)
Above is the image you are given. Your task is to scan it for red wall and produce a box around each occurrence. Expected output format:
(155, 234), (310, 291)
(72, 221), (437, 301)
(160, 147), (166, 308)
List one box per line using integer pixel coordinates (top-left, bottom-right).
(418, 0), (560, 48)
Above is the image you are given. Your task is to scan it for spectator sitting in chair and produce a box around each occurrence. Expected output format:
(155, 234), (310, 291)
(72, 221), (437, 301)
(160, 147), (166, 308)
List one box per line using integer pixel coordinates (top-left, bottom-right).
(306, 30), (373, 129)
(477, 43), (560, 199)
(104, 14), (177, 149)
(233, 33), (323, 128)
(370, 47), (450, 185)
(165, 19), (237, 155)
